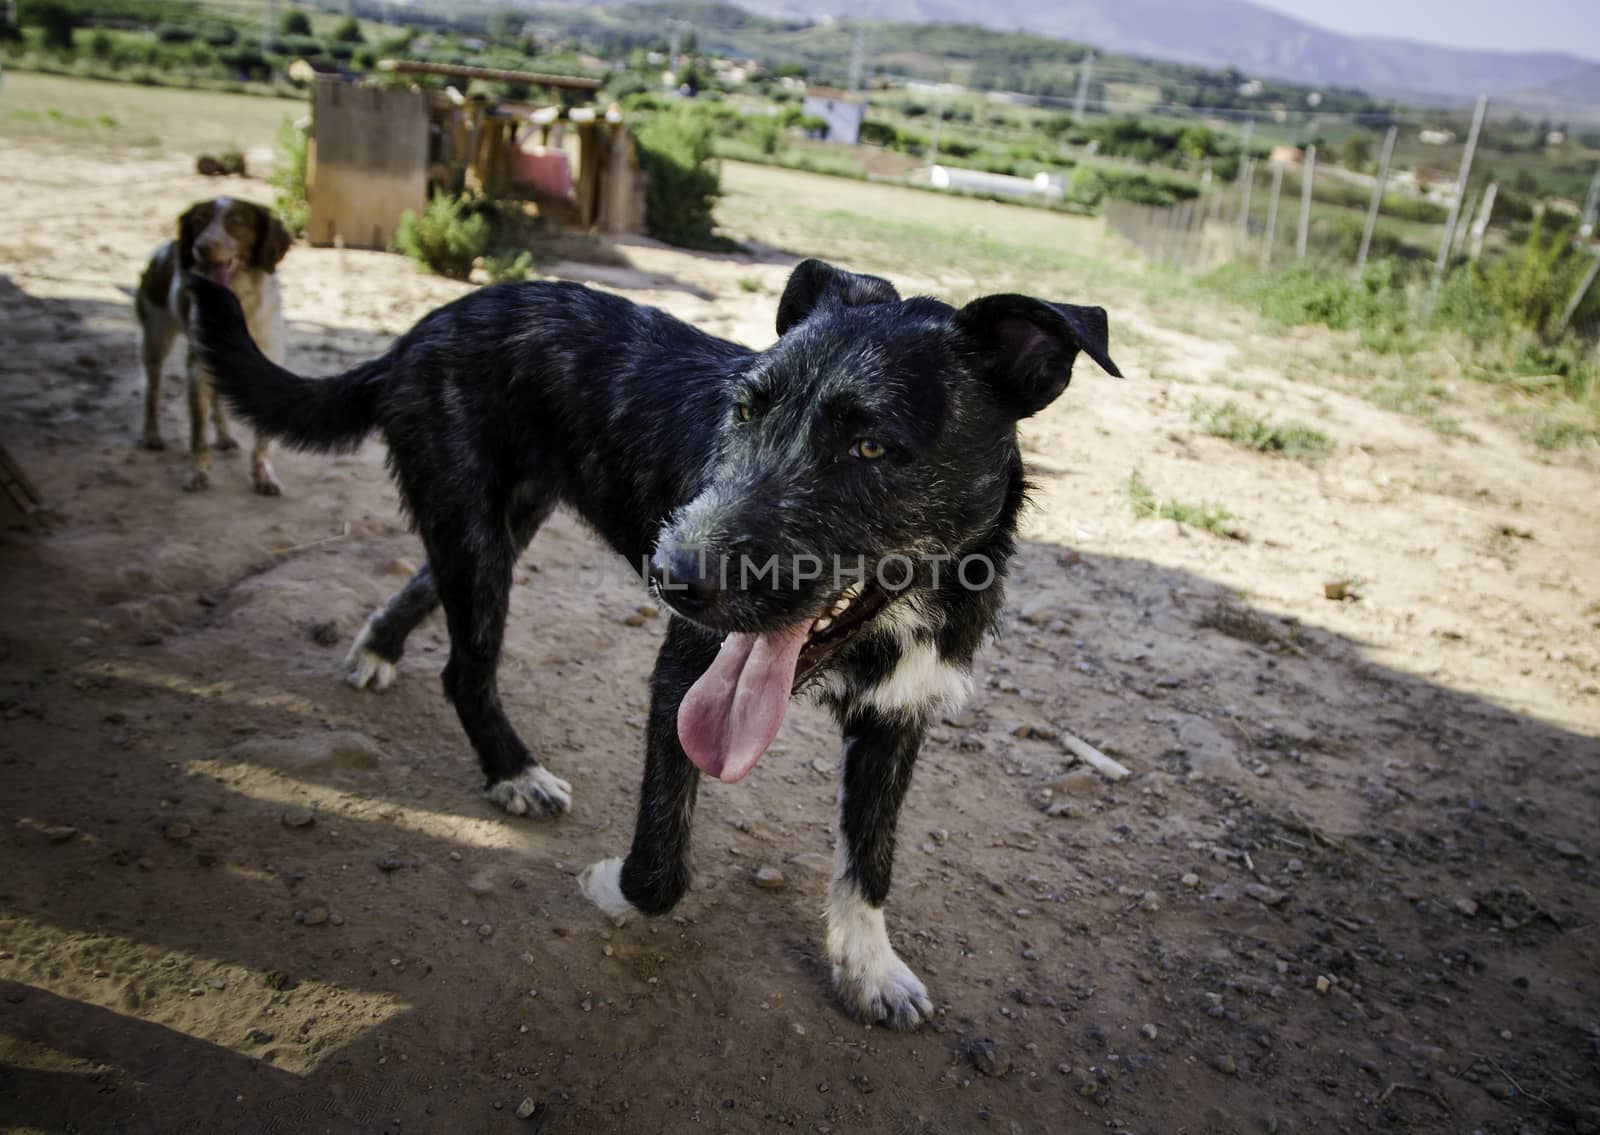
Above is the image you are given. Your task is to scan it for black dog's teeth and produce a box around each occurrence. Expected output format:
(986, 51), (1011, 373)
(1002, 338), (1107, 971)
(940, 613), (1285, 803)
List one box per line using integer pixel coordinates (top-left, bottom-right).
(809, 580), (865, 638)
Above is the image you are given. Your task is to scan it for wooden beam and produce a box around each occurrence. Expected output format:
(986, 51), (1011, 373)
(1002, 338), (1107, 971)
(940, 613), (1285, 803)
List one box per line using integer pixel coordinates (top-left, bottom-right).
(378, 58), (602, 92)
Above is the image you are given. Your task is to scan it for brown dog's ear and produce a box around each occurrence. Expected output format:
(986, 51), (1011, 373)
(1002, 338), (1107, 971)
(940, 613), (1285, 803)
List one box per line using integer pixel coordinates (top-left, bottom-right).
(252, 205), (292, 272)
(776, 259), (900, 336)
(175, 201), (213, 271)
(955, 294), (1123, 420)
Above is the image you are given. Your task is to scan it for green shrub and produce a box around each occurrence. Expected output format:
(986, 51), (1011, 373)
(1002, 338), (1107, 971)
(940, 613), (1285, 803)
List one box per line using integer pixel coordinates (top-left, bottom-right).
(393, 193), (489, 280)
(269, 117), (309, 237)
(333, 16), (363, 44)
(1192, 399), (1332, 459)
(635, 109), (723, 250)
(279, 9), (310, 36)
(483, 249), (535, 284)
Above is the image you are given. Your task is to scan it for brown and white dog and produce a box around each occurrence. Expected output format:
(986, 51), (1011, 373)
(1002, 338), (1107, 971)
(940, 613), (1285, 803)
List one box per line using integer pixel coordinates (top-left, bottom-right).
(136, 197), (291, 494)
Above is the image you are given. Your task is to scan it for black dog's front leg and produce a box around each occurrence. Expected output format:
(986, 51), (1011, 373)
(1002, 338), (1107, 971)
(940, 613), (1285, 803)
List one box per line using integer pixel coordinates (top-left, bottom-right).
(580, 616), (720, 918)
(827, 705), (933, 1029)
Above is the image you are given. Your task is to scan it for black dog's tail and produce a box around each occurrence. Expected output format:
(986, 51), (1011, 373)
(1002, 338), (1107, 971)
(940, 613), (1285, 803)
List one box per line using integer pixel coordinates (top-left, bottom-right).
(187, 273), (388, 453)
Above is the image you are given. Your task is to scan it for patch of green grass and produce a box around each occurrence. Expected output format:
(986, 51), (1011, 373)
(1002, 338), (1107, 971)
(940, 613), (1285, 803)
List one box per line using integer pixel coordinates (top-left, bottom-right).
(736, 276), (762, 293)
(1128, 472), (1244, 539)
(1191, 398), (1333, 460)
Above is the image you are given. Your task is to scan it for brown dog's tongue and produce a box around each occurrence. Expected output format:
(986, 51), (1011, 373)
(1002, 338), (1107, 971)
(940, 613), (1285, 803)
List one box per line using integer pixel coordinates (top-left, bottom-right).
(206, 263), (234, 288)
(678, 624), (810, 783)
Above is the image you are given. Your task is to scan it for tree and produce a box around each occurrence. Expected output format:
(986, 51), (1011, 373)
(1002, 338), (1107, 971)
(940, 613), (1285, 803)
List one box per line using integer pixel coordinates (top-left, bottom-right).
(1342, 135), (1372, 170)
(33, 2), (76, 52)
(333, 16), (363, 44)
(280, 9), (311, 37)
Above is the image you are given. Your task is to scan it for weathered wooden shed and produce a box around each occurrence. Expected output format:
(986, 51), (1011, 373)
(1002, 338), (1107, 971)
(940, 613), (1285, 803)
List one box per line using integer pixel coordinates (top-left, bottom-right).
(304, 60), (644, 250)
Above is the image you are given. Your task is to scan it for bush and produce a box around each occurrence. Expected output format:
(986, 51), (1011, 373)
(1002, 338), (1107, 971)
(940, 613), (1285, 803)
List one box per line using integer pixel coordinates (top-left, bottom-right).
(394, 193), (489, 279)
(333, 16), (363, 44)
(635, 109), (723, 250)
(31, 1), (75, 51)
(483, 249), (535, 284)
(280, 9), (311, 36)
(269, 118), (309, 236)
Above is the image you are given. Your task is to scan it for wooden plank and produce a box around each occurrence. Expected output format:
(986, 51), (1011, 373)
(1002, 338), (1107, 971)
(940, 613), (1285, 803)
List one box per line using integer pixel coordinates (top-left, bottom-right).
(378, 58), (601, 92)
(306, 80), (431, 249)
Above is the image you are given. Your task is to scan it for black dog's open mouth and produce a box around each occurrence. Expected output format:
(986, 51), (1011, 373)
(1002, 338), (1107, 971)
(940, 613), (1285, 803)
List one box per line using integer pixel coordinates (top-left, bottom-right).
(675, 580), (894, 785)
(793, 580), (890, 688)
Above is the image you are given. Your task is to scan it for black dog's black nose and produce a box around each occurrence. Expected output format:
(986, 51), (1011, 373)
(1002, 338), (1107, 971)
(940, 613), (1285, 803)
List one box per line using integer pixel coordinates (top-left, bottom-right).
(649, 546), (723, 610)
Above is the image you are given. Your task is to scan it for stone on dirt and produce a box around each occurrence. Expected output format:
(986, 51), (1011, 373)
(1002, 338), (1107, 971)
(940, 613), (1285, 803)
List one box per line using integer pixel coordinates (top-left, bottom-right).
(968, 1038), (1009, 1077)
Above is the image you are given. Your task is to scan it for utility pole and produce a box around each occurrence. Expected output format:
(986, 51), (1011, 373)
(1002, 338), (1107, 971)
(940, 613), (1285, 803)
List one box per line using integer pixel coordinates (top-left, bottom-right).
(1355, 124), (1397, 276)
(1072, 52), (1094, 124)
(1432, 93), (1489, 291)
(1295, 143), (1316, 260)
(1262, 162), (1284, 267)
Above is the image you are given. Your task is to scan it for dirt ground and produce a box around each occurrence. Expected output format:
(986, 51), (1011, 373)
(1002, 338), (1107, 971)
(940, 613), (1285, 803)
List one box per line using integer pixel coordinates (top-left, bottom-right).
(3, 112), (1600, 1135)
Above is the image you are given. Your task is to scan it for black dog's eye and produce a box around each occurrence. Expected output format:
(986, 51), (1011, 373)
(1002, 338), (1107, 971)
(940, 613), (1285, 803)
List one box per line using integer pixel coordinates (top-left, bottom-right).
(735, 402), (753, 423)
(850, 439), (887, 460)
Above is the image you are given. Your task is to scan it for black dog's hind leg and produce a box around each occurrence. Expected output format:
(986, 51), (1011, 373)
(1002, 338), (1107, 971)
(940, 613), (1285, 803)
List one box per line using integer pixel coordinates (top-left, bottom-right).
(579, 616), (721, 919)
(424, 490), (569, 817)
(346, 492), (553, 692)
(825, 705), (934, 1029)
(345, 564), (438, 691)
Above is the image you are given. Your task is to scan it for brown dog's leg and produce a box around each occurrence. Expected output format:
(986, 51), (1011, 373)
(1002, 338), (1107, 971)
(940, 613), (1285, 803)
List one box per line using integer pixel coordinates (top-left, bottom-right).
(183, 354), (212, 492)
(250, 434), (281, 496)
(212, 394), (239, 452)
(137, 313), (176, 450)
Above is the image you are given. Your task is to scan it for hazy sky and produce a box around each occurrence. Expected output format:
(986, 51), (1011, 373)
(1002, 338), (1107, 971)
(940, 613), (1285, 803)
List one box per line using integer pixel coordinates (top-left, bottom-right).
(1251, 0), (1600, 58)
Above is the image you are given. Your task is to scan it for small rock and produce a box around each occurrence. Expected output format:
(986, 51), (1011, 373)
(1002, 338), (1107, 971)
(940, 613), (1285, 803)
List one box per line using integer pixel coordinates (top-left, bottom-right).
(163, 822), (194, 841)
(281, 806), (316, 829)
(302, 907), (329, 926)
(466, 871), (496, 896)
(374, 853), (419, 872)
(968, 1038), (1009, 1077)
(1140, 1023), (1158, 1041)
(1485, 1081), (1514, 1101)
(1181, 873), (1201, 889)
(309, 621), (339, 647)
(245, 1028), (274, 1044)
(1323, 580), (1351, 601)
(622, 606), (658, 628)
(1213, 1053), (1238, 1076)
(515, 1097), (540, 1120)
(751, 866), (786, 890)
(1244, 883), (1287, 907)
(1018, 597), (1054, 626)
(477, 923), (494, 938)
(1453, 897), (1479, 917)
(1315, 975), (1331, 995)
(1552, 840), (1584, 859)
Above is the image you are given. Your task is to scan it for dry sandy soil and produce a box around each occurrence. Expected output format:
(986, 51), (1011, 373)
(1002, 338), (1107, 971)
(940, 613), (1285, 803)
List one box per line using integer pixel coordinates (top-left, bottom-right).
(2, 87), (1600, 1135)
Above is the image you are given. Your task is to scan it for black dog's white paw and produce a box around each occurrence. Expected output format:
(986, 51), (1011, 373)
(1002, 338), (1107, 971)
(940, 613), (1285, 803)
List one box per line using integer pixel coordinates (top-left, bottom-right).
(344, 621), (396, 691)
(827, 887), (933, 1029)
(578, 857), (636, 926)
(487, 765), (572, 818)
(832, 955), (934, 1030)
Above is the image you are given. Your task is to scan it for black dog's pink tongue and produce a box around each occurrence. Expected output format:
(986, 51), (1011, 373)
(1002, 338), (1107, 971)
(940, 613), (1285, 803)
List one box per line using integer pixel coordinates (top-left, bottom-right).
(206, 263), (234, 288)
(678, 624), (810, 782)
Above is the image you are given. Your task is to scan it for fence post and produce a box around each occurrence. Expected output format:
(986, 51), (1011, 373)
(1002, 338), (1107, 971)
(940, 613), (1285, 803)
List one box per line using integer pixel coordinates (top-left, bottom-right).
(1355, 124), (1397, 277)
(1261, 163), (1284, 267)
(1236, 157), (1256, 248)
(1296, 144), (1316, 260)
(1468, 182), (1497, 262)
(1432, 93), (1489, 293)
(1556, 250), (1600, 335)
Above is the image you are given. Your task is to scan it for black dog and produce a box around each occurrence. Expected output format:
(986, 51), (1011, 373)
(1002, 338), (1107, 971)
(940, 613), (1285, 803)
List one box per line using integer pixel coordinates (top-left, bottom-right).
(188, 261), (1120, 1027)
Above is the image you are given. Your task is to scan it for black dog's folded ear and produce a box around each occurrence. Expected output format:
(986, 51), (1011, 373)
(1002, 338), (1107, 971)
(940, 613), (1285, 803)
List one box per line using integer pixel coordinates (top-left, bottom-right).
(956, 294), (1123, 419)
(776, 259), (901, 335)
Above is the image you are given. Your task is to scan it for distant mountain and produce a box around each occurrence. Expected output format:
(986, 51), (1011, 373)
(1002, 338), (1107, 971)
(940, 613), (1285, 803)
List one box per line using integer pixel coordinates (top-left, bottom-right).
(725, 0), (1597, 107)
